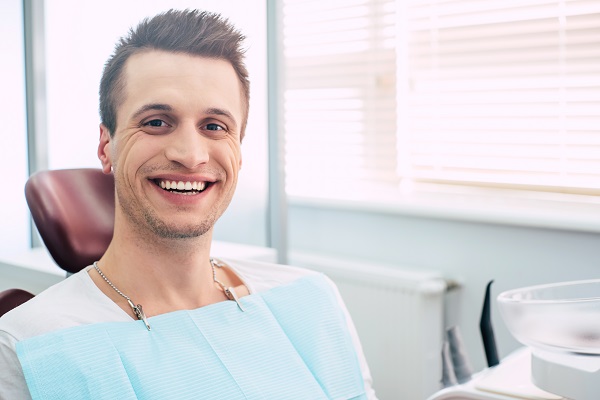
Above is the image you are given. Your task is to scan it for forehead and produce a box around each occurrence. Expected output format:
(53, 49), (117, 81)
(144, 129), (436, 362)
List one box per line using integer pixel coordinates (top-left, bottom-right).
(119, 50), (243, 121)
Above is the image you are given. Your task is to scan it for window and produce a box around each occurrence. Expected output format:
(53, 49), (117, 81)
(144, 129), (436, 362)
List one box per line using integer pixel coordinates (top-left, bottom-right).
(1, 0), (29, 255)
(401, 0), (600, 193)
(282, 0), (398, 197)
(283, 0), (600, 200)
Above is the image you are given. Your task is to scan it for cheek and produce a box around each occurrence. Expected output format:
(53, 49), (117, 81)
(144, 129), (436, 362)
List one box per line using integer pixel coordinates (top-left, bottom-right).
(212, 140), (241, 172)
(226, 141), (242, 169)
(119, 137), (162, 172)
(115, 137), (160, 188)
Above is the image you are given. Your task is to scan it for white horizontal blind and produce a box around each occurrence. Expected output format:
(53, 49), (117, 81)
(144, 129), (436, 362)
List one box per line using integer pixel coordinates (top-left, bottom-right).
(400, 0), (600, 192)
(282, 0), (398, 197)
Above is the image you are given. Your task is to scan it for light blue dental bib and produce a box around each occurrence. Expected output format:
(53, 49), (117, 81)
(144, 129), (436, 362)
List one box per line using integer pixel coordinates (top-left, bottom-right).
(17, 274), (366, 399)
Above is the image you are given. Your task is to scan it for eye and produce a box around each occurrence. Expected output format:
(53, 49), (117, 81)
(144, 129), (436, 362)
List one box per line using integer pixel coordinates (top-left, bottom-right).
(204, 123), (225, 131)
(144, 119), (169, 127)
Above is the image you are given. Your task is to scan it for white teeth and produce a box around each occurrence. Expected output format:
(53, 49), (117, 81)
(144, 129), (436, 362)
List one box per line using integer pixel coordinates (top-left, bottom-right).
(158, 179), (207, 192)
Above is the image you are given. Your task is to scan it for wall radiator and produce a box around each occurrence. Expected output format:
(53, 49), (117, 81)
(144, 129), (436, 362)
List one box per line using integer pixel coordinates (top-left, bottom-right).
(291, 252), (447, 400)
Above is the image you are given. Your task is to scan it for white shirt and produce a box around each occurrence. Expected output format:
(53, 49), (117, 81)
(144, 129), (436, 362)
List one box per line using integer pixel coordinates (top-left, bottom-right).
(0, 258), (376, 399)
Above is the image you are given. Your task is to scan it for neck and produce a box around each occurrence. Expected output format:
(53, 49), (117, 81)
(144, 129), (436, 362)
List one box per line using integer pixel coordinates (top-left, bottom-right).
(95, 219), (222, 316)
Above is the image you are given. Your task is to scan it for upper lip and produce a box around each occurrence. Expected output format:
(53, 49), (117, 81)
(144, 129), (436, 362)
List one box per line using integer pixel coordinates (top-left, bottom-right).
(148, 174), (216, 183)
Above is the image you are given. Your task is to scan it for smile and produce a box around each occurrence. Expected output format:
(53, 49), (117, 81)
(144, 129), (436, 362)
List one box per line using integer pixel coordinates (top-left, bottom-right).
(153, 179), (208, 195)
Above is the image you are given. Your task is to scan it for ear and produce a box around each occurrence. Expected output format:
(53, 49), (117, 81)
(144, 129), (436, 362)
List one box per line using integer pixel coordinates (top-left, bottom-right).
(98, 124), (113, 174)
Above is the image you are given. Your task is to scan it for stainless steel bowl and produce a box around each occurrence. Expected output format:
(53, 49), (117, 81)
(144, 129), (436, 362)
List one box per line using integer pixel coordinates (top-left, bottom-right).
(497, 279), (600, 355)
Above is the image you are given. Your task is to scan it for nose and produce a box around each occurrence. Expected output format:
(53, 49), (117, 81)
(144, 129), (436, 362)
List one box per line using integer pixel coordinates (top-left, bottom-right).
(164, 124), (210, 169)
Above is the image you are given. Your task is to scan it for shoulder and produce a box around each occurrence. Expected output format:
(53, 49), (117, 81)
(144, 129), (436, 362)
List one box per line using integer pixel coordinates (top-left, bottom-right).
(0, 266), (126, 342)
(216, 257), (323, 294)
(0, 270), (104, 400)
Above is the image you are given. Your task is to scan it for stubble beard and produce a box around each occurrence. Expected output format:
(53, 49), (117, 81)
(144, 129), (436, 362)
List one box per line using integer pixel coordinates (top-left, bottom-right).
(116, 180), (232, 241)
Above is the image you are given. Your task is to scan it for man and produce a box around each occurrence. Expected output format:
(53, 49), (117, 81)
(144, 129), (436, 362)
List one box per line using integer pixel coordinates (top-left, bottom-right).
(0, 9), (375, 399)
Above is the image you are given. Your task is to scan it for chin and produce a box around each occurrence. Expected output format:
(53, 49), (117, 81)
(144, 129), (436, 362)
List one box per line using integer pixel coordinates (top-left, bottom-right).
(143, 214), (217, 240)
(152, 222), (214, 240)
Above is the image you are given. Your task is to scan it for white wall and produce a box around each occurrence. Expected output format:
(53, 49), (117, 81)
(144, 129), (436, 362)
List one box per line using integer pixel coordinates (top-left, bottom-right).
(288, 203), (600, 374)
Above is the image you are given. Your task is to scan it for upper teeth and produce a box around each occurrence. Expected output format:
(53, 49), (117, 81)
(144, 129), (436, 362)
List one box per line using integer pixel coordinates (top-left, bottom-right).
(159, 180), (206, 191)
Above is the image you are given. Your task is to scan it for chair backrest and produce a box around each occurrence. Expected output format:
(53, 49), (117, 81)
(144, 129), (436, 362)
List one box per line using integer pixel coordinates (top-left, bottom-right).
(25, 168), (115, 274)
(0, 289), (35, 318)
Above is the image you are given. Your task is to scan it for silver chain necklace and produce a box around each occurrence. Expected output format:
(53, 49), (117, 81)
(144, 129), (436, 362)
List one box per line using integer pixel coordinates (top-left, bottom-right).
(210, 258), (245, 312)
(93, 258), (244, 331)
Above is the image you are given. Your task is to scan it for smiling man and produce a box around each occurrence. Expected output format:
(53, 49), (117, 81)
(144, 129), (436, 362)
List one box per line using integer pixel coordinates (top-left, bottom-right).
(0, 10), (376, 399)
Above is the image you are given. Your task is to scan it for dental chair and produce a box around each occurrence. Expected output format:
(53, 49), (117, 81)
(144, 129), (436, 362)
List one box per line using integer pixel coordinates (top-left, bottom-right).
(0, 289), (35, 318)
(0, 168), (114, 315)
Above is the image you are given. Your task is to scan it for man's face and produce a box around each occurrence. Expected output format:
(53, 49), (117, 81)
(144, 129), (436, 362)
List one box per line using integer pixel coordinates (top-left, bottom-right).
(98, 50), (244, 240)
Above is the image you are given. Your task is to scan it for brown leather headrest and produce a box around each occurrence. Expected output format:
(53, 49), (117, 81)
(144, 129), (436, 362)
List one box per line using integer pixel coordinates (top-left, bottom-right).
(0, 288), (35, 317)
(25, 169), (115, 274)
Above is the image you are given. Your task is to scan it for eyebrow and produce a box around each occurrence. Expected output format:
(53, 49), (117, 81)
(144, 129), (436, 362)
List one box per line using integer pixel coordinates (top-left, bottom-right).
(132, 103), (173, 120)
(205, 107), (237, 127)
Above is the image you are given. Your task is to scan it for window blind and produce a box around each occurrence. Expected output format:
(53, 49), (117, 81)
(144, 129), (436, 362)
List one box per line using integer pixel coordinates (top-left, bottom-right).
(283, 0), (600, 200)
(400, 0), (600, 192)
(282, 0), (398, 197)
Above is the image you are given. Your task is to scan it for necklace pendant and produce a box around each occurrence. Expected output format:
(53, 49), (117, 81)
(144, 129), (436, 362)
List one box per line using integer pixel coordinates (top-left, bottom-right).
(224, 287), (245, 312)
(128, 299), (151, 330)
